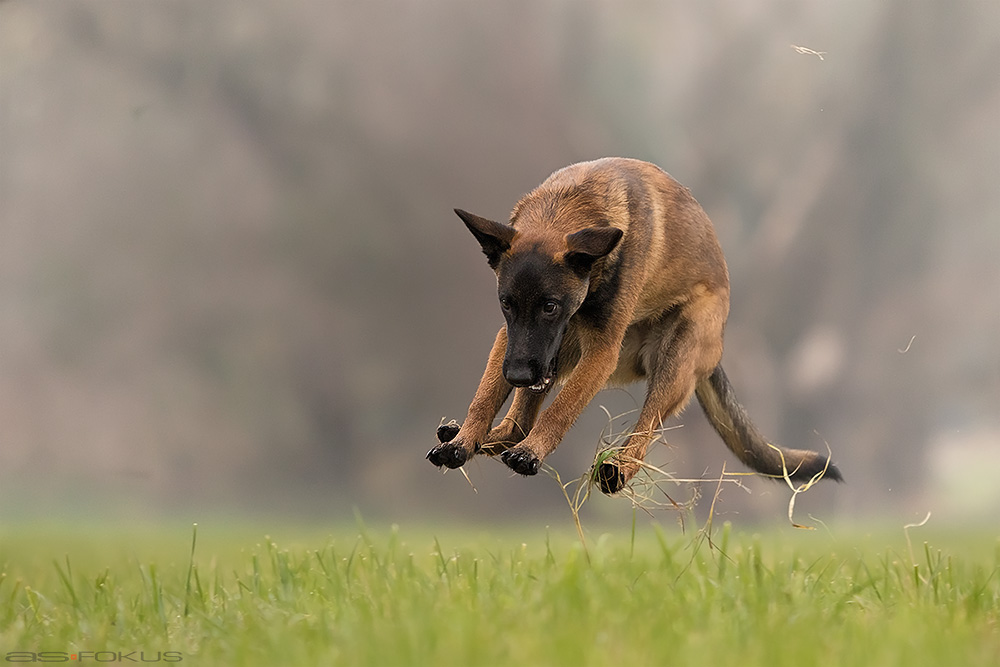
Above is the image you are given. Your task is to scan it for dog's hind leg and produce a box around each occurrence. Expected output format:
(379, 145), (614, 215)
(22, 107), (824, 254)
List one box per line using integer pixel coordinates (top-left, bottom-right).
(596, 291), (727, 494)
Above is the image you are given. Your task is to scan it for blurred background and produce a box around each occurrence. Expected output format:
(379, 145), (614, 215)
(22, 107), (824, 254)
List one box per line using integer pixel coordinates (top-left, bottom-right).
(1, 0), (997, 526)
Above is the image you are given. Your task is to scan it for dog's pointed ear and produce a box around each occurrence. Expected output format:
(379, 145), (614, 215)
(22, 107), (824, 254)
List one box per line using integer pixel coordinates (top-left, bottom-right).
(564, 226), (623, 276)
(455, 208), (515, 269)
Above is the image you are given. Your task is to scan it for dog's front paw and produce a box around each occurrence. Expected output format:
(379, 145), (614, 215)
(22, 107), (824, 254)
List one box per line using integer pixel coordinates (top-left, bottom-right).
(436, 422), (461, 443)
(500, 447), (540, 476)
(426, 441), (471, 469)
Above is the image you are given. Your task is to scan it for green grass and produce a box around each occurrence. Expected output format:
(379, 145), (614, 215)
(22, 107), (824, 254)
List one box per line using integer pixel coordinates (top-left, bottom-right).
(0, 521), (998, 666)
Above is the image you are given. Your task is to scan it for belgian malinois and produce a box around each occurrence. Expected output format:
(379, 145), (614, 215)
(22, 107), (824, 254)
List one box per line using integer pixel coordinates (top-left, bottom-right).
(427, 157), (841, 493)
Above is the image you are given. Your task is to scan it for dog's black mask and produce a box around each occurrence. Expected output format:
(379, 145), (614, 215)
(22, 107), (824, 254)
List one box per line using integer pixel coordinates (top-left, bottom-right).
(454, 208), (622, 392)
(496, 252), (582, 392)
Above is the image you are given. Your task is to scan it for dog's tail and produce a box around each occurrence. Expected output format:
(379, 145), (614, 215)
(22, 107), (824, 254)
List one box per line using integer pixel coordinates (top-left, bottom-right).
(695, 365), (842, 483)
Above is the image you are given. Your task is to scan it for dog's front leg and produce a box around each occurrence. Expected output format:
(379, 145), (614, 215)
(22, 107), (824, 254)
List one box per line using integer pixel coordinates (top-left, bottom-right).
(500, 341), (619, 476)
(427, 327), (512, 469)
(479, 387), (550, 455)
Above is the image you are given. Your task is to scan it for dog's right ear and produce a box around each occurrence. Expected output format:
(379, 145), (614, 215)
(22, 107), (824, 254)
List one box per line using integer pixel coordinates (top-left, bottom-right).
(455, 208), (515, 269)
(563, 226), (623, 277)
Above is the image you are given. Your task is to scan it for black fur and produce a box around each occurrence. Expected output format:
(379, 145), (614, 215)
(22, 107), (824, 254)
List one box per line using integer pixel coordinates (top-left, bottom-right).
(455, 208), (514, 269)
(564, 227), (623, 277)
(576, 250), (624, 330)
(703, 366), (843, 482)
(498, 252), (575, 387)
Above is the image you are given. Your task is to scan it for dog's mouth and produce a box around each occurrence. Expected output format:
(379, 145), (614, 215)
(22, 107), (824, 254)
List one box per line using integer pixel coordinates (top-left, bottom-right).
(527, 376), (552, 394)
(527, 356), (558, 394)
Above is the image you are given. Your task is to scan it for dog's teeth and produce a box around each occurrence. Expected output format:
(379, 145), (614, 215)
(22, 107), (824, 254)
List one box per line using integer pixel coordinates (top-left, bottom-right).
(527, 377), (552, 393)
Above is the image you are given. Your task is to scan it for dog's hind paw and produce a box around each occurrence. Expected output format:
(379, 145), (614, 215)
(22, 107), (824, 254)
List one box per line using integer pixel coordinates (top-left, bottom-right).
(500, 448), (540, 476)
(426, 442), (471, 469)
(595, 461), (627, 495)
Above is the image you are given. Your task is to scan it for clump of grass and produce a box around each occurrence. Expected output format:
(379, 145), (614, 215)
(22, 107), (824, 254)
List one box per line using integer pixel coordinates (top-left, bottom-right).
(582, 407), (698, 510)
(547, 405), (757, 550)
(444, 403), (835, 557)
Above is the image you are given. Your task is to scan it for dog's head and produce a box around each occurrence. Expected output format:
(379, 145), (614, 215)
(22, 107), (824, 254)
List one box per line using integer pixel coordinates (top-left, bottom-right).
(455, 208), (622, 392)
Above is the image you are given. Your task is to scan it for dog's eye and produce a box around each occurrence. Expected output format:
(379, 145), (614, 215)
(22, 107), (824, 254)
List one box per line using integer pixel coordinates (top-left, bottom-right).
(499, 297), (511, 311)
(542, 300), (559, 315)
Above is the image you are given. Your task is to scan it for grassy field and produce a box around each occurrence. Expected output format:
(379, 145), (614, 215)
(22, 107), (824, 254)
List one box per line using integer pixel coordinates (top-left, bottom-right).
(0, 519), (997, 666)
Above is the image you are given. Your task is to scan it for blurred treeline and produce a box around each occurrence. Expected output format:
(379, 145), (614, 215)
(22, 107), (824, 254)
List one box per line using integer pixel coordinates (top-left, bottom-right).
(1, 0), (997, 522)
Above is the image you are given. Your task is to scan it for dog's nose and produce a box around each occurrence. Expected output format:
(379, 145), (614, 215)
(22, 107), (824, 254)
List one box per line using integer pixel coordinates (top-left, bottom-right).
(504, 362), (538, 387)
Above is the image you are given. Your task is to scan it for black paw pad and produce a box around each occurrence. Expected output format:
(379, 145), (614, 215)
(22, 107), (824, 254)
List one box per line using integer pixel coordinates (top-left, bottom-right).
(500, 449), (540, 476)
(596, 462), (625, 495)
(436, 422), (461, 443)
(426, 442), (470, 469)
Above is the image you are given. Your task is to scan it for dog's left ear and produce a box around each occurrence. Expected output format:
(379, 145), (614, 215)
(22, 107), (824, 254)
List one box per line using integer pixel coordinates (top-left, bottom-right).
(564, 226), (623, 276)
(455, 208), (515, 269)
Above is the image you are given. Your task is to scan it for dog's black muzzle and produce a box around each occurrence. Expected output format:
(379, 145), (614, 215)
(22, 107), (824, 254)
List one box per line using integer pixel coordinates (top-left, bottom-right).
(503, 355), (558, 394)
(503, 318), (567, 394)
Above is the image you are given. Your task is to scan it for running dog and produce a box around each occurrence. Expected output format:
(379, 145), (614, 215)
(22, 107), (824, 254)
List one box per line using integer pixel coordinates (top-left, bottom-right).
(427, 157), (841, 493)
